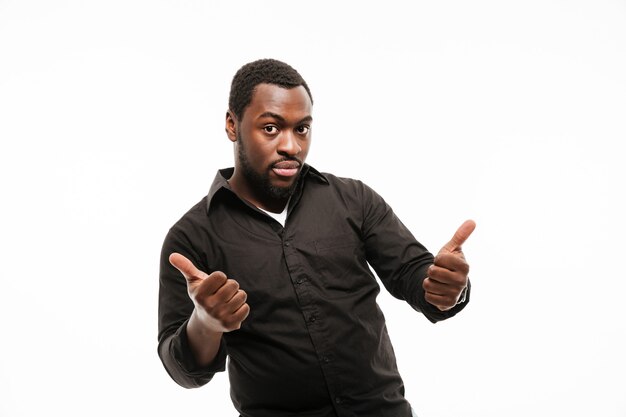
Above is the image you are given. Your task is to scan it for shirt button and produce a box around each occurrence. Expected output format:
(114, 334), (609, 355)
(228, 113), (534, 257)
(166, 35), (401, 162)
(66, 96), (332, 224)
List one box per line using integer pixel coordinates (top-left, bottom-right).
(284, 242), (290, 247)
(335, 397), (342, 404)
(296, 278), (304, 285)
(309, 316), (316, 323)
(322, 356), (330, 363)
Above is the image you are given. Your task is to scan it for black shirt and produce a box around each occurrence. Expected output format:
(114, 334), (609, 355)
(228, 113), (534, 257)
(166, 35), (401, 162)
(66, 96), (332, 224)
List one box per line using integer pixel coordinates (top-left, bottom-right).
(158, 165), (469, 417)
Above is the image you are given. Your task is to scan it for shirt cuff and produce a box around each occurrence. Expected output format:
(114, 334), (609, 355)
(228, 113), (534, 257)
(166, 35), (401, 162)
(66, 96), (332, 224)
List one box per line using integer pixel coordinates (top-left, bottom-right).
(167, 319), (227, 379)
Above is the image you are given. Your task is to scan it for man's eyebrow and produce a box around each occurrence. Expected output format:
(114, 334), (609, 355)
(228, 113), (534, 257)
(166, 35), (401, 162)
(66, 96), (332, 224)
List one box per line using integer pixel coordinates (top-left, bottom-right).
(297, 115), (313, 125)
(257, 112), (286, 122)
(257, 112), (313, 125)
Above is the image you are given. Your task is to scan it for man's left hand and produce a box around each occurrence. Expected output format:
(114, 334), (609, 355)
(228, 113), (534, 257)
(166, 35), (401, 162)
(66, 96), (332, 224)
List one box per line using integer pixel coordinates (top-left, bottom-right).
(423, 219), (476, 311)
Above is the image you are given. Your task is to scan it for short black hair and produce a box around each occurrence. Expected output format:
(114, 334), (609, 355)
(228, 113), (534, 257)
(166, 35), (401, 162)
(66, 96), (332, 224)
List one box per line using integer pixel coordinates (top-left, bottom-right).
(228, 58), (313, 120)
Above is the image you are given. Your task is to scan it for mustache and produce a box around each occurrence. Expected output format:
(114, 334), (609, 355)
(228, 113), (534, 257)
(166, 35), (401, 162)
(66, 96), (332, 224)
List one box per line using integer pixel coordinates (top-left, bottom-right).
(269, 156), (303, 168)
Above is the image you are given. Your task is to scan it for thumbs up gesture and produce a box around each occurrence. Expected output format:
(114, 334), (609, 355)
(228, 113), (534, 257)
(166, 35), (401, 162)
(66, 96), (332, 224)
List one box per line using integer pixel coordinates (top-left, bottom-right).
(423, 220), (476, 311)
(169, 253), (250, 332)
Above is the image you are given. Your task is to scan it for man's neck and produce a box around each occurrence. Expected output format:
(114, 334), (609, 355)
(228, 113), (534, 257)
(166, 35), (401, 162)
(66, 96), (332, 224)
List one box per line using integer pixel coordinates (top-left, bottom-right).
(227, 176), (290, 214)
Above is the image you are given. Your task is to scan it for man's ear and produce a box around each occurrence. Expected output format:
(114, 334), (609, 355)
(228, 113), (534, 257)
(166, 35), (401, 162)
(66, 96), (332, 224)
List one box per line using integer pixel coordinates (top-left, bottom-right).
(225, 110), (238, 143)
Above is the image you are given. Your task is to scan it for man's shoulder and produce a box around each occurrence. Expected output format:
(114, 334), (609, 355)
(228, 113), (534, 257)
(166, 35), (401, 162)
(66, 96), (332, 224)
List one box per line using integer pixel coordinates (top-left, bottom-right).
(168, 196), (209, 232)
(310, 170), (389, 211)
(314, 170), (364, 188)
(313, 170), (377, 196)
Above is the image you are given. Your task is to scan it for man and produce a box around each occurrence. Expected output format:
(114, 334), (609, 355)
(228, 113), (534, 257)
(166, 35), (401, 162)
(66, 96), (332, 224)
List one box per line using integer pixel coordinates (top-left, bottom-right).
(158, 58), (475, 417)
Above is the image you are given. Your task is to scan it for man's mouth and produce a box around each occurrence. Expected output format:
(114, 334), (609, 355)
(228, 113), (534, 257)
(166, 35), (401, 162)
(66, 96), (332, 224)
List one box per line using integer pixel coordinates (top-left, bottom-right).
(271, 160), (301, 178)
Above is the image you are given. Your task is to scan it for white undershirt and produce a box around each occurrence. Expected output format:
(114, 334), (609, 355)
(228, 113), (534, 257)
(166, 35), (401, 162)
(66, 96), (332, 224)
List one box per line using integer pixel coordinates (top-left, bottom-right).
(257, 205), (288, 227)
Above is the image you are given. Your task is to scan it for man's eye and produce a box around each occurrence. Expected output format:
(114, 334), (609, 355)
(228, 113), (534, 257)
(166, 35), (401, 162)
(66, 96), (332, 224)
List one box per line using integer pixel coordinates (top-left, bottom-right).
(296, 125), (310, 134)
(264, 126), (277, 134)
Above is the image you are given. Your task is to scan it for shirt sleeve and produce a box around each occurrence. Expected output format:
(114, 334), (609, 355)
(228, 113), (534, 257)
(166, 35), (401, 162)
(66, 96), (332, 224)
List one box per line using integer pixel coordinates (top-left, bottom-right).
(157, 225), (227, 388)
(358, 181), (470, 323)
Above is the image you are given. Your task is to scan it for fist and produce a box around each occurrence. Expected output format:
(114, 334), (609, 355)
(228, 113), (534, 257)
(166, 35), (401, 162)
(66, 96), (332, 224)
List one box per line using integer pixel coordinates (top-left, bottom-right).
(169, 253), (250, 332)
(423, 220), (475, 311)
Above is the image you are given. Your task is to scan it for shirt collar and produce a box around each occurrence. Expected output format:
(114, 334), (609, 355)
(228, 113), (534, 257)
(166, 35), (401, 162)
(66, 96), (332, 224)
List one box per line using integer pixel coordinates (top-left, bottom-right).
(206, 163), (329, 213)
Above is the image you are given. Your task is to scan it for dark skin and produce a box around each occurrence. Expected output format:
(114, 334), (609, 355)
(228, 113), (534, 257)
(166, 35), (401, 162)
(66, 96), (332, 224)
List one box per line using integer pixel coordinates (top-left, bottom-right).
(169, 83), (475, 367)
(226, 83), (313, 213)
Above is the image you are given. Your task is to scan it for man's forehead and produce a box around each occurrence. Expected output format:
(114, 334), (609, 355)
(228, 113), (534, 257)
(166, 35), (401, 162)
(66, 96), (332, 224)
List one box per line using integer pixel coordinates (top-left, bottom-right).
(247, 83), (312, 116)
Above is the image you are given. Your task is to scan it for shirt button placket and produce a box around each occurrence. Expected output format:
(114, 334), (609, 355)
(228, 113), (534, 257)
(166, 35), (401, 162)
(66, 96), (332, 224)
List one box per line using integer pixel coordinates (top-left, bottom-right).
(283, 235), (335, 407)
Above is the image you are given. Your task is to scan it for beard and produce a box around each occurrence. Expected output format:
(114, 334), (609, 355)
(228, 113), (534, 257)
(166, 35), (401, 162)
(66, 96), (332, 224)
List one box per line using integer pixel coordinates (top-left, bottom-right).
(237, 133), (300, 201)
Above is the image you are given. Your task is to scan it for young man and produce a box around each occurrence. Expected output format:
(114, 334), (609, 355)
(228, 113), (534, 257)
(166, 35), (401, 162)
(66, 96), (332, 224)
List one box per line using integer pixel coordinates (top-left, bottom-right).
(158, 58), (475, 417)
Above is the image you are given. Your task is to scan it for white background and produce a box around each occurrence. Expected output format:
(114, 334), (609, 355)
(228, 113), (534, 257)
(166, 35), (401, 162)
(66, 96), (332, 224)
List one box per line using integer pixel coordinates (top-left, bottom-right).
(1, 1), (625, 416)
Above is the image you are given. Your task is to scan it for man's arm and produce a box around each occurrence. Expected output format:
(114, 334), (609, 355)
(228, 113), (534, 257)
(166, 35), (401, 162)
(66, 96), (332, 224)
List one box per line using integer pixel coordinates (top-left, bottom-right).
(358, 181), (473, 322)
(169, 253), (249, 365)
(157, 229), (249, 388)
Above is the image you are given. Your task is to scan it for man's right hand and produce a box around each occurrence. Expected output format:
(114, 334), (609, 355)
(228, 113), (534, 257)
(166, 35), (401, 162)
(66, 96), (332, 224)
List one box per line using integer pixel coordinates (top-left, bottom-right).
(169, 252), (250, 333)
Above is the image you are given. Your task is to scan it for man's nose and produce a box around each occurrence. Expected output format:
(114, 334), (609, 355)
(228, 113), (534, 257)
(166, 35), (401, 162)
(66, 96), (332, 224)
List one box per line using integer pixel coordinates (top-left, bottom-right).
(277, 131), (301, 156)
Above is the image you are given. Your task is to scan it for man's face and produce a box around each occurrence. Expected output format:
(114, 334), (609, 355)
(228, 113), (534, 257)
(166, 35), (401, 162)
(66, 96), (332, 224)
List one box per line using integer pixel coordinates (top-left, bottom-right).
(230, 83), (312, 202)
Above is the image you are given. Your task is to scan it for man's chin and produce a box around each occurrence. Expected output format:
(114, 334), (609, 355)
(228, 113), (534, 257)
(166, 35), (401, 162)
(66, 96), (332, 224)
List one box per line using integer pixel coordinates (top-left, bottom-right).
(266, 179), (298, 200)
(266, 185), (294, 201)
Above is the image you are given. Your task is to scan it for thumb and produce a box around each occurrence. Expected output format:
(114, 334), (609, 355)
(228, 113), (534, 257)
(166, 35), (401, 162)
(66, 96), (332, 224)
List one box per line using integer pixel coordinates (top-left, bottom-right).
(440, 219), (476, 253)
(169, 252), (208, 281)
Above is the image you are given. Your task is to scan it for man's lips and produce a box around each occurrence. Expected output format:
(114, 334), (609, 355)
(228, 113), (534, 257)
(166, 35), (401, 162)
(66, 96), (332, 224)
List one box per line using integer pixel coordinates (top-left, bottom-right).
(271, 160), (301, 177)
